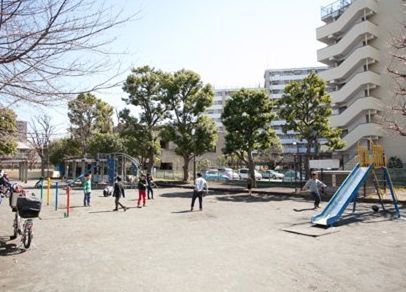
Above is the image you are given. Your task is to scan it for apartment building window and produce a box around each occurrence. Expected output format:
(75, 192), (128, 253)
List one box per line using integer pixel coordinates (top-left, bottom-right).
(160, 140), (169, 150)
(340, 129), (348, 138)
(339, 106), (347, 114)
(160, 162), (173, 170)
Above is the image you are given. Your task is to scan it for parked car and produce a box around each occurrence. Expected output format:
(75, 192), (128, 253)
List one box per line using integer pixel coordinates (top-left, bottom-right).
(282, 170), (304, 182)
(202, 169), (229, 181)
(203, 169), (221, 181)
(218, 168), (240, 180)
(261, 170), (284, 179)
(238, 168), (262, 180)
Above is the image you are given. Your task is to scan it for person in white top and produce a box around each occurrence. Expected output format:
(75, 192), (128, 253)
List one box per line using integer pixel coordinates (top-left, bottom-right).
(191, 173), (208, 211)
(303, 172), (327, 209)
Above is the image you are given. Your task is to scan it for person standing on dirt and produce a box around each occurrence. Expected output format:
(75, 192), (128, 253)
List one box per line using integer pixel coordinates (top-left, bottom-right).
(146, 173), (155, 200)
(113, 176), (127, 211)
(247, 176), (253, 196)
(303, 172), (327, 209)
(83, 173), (92, 207)
(137, 174), (147, 208)
(191, 173), (208, 211)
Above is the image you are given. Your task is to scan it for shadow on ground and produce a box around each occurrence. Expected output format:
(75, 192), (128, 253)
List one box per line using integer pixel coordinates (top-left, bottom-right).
(334, 209), (401, 227)
(160, 191), (224, 199)
(216, 193), (307, 204)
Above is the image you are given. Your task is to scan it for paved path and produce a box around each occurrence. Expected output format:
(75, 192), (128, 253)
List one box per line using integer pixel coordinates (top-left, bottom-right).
(1, 187), (405, 291)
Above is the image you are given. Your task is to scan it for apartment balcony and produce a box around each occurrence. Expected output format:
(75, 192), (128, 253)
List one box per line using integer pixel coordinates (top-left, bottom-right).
(317, 0), (378, 43)
(319, 46), (380, 82)
(340, 122), (384, 151)
(330, 96), (383, 127)
(330, 71), (381, 104)
(317, 21), (378, 64)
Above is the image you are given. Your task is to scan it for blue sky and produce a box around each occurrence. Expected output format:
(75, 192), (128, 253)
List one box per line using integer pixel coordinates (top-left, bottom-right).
(14, 0), (333, 136)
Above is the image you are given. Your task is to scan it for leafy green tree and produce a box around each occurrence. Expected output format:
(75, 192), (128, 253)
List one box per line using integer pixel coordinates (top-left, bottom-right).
(68, 93), (114, 155)
(0, 108), (17, 155)
(117, 109), (161, 170)
(161, 70), (217, 181)
(222, 88), (279, 185)
(122, 66), (169, 173)
(254, 136), (283, 165)
(88, 133), (125, 157)
(277, 73), (344, 175)
(49, 138), (81, 165)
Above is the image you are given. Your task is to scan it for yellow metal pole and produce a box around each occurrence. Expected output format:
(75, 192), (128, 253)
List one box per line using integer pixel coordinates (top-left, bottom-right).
(47, 177), (51, 205)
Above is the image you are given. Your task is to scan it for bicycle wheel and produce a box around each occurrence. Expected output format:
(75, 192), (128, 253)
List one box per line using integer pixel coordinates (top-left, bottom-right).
(22, 223), (32, 249)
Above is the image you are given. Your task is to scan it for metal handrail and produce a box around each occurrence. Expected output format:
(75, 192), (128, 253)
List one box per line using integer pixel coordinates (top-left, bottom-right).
(321, 0), (353, 19)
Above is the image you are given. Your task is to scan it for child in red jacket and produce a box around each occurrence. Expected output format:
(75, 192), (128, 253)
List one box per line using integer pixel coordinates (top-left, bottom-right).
(137, 174), (147, 208)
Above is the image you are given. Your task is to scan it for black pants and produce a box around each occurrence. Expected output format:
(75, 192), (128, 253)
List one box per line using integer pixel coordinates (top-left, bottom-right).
(147, 186), (154, 199)
(191, 191), (203, 210)
(115, 196), (126, 209)
(311, 191), (321, 208)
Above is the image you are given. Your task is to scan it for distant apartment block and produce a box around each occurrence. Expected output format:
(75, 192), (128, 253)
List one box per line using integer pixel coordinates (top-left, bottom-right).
(317, 0), (406, 163)
(264, 67), (327, 154)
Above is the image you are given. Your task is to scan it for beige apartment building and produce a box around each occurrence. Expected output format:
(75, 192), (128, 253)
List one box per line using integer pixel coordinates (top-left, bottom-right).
(317, 0), (406, 165)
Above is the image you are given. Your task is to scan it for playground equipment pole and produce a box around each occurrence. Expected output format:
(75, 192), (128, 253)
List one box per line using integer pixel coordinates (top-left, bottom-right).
(55, 182), (59, 211)
(47, 177), (51, 205)
(65, 186), (71, 217)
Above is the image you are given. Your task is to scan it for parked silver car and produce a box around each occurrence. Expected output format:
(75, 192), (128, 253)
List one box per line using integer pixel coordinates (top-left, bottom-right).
(238, 168), (262, 180)
(261, 170), (284, 179)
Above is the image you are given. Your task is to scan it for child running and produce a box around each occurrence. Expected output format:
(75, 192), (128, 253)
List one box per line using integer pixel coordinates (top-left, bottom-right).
(303, 172), (327, 209)
(137, 174), (147, 208)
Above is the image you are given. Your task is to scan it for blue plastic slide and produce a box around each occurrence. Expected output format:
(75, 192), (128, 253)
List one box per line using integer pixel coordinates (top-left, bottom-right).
(311, 164), (373, 226)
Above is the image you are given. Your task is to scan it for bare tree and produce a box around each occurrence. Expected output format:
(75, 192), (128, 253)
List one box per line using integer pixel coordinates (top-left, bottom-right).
(29, 114), (55, 176)
(26, 149), (39, 170)
(0, 0), (137, 107)
(383, 21), (406, 135)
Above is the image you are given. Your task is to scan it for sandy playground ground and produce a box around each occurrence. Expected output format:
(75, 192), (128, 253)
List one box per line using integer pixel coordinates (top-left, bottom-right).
(0, 187), (406, 292)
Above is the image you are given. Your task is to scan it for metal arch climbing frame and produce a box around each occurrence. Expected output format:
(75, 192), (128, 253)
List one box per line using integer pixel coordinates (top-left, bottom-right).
(106, 153), (140, 184)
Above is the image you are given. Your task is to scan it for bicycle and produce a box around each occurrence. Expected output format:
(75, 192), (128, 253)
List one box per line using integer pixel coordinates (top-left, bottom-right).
(12, 209), (34, 249)
(10, 188), (41, 249)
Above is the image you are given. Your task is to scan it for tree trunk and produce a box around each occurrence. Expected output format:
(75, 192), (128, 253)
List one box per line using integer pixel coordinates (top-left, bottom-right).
(46, 149), (50, 177)
(247, 151), (256, 187)
(305, 142), (312, 180)
(182, 154), (190, 182)
(146, 153), (154, 174)
(314, 139), (319, 159)
(40, 158), (45, 177)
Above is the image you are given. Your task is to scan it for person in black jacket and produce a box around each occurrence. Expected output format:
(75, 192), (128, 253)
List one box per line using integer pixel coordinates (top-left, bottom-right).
(113, 176), (127, 211)
(146, 173), (155, 200)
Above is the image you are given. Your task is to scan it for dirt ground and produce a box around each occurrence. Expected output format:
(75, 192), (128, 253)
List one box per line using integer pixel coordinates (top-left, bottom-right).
(0, 187), (405, 292)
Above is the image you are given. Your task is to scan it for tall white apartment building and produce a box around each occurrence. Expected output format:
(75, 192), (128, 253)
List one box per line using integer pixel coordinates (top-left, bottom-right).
(205, 89), (237, 132)
(317, 0), (406, 163)
(264, 67), (327, 153)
